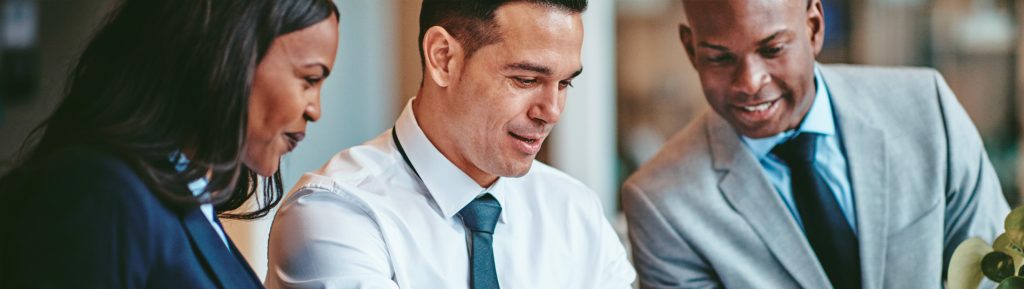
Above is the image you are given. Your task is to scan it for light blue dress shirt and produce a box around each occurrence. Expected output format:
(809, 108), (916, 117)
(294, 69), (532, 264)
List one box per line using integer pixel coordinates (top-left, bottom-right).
(171, 152), (230, 247)
(740, 66), (858, 234)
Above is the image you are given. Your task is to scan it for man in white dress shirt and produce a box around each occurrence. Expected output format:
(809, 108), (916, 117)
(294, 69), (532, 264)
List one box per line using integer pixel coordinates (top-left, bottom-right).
(265, 1), (636, 288)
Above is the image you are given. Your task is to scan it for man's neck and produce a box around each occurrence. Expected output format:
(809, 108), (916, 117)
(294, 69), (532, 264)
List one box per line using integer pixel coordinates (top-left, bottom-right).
(411, 92), (498, 188)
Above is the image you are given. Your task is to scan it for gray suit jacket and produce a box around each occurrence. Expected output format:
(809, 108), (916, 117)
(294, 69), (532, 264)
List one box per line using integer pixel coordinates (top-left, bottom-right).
(622, 64), (1010, 289)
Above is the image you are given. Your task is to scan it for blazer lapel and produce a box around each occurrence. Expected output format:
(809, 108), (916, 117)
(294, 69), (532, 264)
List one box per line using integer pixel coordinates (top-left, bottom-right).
(181, 207), (261, 289)
(821, 65), (890, 289)
(707, 114), (832, 289)
(218, 217), (264, 285)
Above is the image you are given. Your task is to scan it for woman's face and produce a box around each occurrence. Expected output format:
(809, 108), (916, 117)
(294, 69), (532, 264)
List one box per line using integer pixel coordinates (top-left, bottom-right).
(244, 15), (339, 176)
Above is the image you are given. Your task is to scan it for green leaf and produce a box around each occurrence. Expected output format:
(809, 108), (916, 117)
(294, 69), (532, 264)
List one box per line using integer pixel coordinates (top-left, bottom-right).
(983, 251), (1016, 282)
(949, 237), (994, 289)
(998, 276), (1024, 289)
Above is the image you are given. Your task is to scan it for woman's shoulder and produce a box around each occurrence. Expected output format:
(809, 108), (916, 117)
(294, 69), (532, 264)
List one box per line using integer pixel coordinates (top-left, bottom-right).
(3, 147), (174, 218)
(29, 148), (148, 190)
(0, 148), (207, 288)
(41, 147), (136, 171)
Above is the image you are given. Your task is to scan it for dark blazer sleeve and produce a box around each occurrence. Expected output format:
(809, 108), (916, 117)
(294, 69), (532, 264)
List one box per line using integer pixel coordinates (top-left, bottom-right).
(1, 149), (180, 289)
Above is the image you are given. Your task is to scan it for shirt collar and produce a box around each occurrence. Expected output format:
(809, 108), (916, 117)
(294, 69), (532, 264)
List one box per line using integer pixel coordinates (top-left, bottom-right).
(394, 97), (509, 224)
(742, 65), (836, 159)
(170, 152), (210, 201)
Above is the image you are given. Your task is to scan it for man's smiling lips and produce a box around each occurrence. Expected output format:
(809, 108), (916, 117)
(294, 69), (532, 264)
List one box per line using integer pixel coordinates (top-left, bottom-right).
(731, 98), (782, 124)
(508, 131), (545, 155)
(736, 98), (780, 112)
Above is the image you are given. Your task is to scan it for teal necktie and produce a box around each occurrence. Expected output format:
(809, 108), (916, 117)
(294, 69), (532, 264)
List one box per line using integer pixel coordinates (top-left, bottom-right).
(458, 194), (501, 289)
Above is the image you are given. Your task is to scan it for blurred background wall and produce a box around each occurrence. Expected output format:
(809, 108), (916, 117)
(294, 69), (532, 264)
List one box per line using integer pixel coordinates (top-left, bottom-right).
(0, 0), (1019, 282)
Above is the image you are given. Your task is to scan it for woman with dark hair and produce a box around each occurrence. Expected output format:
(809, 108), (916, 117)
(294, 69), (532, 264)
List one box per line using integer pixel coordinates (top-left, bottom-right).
(0, 0), (339, 288)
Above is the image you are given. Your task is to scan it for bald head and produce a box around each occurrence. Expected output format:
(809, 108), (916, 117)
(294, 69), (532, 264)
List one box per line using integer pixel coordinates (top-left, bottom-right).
(680, 0), (812, 12)
(681, 0), (812, 26)
(677, 0), (826, 138)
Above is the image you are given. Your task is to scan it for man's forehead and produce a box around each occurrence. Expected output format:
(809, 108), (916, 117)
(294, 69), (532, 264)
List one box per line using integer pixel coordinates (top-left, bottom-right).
(494, 48), (583, 76)
(493, 2), (583, 38)
(682, 0), (805, 24)
(681, 0), (807, 9)
(683, 0), (805, 40)
(483, 2), (583, 77)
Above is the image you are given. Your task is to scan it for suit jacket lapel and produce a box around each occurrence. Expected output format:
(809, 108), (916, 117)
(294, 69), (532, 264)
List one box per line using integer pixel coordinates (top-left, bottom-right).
(181, 207), (261, 289)
(707, 114), (832, 289)
(821, 65), (890, 289)
(219, 217), (264, 285)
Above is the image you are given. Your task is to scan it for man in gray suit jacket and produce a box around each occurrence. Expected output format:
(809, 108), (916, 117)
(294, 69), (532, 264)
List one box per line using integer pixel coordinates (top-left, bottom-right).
(622, 0), (1011, 288)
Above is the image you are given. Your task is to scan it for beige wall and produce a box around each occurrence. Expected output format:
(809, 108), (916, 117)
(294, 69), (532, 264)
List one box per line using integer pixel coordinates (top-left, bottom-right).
(397, 3), (421, 112)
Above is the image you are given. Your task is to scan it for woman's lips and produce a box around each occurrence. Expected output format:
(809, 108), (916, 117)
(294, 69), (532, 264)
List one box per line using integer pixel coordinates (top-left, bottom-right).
(284, 132), (305, 152)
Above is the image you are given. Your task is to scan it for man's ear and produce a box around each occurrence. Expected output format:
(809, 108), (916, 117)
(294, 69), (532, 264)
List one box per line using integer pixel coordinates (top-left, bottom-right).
(806, 0), (825, 56)
(680, 24), (698, 67)
(422, 26), (462, 88)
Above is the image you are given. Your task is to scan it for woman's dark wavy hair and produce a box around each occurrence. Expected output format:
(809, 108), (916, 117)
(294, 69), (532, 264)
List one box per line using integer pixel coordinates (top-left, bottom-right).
(5, 0), (338, 220)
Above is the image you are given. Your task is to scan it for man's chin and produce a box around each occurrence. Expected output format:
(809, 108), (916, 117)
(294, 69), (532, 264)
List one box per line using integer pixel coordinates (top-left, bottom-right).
(736, 125), (787, 139)
(493, 160), (533, 178)
(723, 105), (797, 138)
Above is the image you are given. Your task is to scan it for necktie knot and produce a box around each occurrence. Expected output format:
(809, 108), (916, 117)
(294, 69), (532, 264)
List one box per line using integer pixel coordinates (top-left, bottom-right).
(772, 133), (819, 165)
(458, 194), (501, 234)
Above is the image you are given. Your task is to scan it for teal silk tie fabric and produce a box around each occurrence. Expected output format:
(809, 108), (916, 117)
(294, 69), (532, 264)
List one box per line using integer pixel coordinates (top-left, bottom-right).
(458, 194), (502, 289)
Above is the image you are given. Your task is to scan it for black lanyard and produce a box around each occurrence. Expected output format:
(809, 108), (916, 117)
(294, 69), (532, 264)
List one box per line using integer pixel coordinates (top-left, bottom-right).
(391, 126), (421, 179)
(395, 127), (480, 253)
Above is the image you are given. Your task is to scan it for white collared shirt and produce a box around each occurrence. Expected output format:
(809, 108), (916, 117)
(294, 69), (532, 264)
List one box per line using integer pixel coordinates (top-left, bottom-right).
(265, 98), (635, 289)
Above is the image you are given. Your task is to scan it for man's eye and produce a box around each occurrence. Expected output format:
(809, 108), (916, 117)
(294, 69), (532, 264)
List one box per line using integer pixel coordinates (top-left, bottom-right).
(705, 54), (733, 63)
(558, 80), (574, 89)
(761, 46), (784, 56)
(514, 77), (538, 86)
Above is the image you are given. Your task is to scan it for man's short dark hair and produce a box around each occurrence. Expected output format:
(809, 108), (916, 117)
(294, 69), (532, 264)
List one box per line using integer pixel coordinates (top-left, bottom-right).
(418, 0), (587, 67)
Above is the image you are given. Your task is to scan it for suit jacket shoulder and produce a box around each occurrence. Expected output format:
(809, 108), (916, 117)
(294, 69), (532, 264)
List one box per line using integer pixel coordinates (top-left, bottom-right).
(624, 109), (721, 201)
(820, 64), (947, 135)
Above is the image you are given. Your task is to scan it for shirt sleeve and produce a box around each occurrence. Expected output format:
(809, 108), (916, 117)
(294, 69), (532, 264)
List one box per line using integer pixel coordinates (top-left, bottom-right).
(265, 186), (399, 289)
(588, 187), (637, 289)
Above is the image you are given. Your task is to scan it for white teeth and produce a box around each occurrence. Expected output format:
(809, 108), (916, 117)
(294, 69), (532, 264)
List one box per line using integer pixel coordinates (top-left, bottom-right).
(743, 101), (773, 112)
(510, 132), (538, 144)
